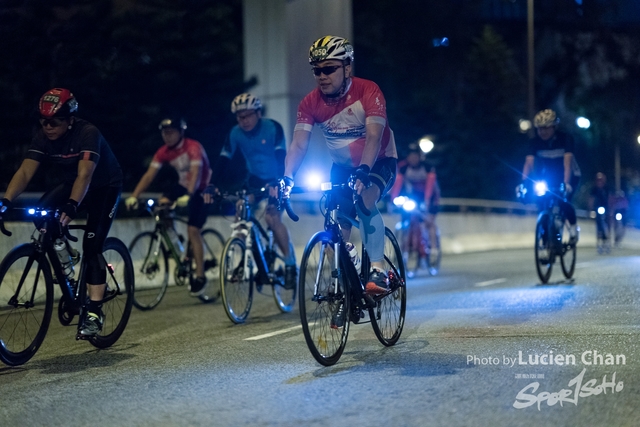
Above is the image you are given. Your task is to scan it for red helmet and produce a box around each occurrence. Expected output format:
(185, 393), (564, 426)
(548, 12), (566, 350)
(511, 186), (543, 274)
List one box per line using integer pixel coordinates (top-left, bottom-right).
(39, 88), (78, 118)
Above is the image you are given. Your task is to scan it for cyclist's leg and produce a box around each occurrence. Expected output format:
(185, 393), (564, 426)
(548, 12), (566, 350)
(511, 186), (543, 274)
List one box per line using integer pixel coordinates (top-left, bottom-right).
(187, 190), (207, 277)
(80, 185), (121, 336)
(265, 198), (294, 263)
(186, 190), (209, 295)
(359, 158), (396, 294)
(359, 158), (396, 270)
(329, 163), (357, 243)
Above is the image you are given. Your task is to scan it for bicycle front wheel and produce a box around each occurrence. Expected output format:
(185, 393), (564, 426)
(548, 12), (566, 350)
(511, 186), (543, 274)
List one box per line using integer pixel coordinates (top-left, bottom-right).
(272, 242), (297, 313)
(535, 215), (553, 284)
(299, 232), (349, 366)
(370, 228), (407, 347)
(220, 237), (253, 324)
(560, 221), (576, 279)
(0, 244), (54, 366)
(198, 228), (225, 303)
(91, 237), (134, 349)
(129, 231), (169, 310)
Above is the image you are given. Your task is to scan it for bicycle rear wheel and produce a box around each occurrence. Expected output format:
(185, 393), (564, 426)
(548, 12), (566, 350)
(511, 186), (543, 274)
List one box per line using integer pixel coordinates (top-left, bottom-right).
(370, 228), (406, 346)
(197, 228), (225, 303)
(299, 232), (349, 366)
(272, 242), (297, 313)
(560, 221), (576, 279)
(535, 215), (553, 284)
(0, 244), (54, 366)
(129, 231), (168, 310)
(220, 237), (254, 324)
(91, 237), (134, 349)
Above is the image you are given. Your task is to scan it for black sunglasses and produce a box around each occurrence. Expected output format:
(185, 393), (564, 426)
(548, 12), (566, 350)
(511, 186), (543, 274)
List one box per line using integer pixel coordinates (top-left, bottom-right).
(39, 117), (67, 128)
(312, 65), (342, 76)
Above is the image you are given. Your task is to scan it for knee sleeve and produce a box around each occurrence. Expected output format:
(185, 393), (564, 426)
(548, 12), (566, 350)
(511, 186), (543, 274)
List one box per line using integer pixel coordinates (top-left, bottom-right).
(356, 204), (385, 263)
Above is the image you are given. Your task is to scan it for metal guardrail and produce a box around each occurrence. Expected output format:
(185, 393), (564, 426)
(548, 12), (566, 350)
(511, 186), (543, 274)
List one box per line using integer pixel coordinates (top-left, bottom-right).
(0, 191), (603, 220)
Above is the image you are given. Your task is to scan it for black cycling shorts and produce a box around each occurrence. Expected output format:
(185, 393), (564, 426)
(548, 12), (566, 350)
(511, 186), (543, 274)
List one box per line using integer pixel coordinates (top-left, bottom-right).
(163, 184), (207, 229)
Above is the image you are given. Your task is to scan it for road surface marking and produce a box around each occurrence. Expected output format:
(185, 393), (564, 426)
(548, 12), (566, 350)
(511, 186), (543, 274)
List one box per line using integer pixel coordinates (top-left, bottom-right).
(475, 278), (507, 287)
(244, 324), (303, 341)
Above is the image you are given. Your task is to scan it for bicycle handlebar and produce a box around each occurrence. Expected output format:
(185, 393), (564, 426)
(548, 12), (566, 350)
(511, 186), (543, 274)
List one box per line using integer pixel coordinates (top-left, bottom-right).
(0, 219), (10, 237)
(0, 207), (78, 241)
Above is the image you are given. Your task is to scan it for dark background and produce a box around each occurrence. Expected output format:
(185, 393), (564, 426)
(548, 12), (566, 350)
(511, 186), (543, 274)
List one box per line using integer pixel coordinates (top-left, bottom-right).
(1, 0), (639, 212)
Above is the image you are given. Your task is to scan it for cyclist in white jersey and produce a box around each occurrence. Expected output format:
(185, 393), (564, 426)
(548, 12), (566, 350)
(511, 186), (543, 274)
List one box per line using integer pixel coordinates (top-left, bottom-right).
(279, 35), (398, 301)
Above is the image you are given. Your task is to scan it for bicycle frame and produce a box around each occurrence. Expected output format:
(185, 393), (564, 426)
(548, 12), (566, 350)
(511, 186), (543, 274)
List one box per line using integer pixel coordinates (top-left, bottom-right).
(14, 210), (119, 318)
(235, 192), (279, 286)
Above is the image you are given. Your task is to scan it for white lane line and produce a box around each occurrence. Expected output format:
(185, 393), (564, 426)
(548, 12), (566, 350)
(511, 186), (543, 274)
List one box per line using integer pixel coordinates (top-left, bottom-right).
(244, 325), (303, 341)
(474, 278), (507, 287)
(576, 262), (594, 268)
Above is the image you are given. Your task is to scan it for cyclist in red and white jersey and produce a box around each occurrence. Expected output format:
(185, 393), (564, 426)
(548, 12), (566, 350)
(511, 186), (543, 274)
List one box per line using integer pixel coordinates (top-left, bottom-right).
(125, 117), (212, 296)
(280, 35), (398, 305)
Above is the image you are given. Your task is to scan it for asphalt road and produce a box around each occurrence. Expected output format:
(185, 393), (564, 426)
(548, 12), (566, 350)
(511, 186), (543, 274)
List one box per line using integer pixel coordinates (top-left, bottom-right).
(1, 246), (639, 427)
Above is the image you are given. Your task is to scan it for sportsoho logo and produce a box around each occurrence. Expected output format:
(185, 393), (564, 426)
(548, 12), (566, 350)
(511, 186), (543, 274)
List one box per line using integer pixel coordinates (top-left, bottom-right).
(466, 350), (628, 410)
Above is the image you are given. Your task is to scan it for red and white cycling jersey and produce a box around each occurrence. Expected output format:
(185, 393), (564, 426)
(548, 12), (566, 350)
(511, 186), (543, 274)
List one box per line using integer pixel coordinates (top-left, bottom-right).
(295, 77), (397, 168)
(150, 137), (212, 192)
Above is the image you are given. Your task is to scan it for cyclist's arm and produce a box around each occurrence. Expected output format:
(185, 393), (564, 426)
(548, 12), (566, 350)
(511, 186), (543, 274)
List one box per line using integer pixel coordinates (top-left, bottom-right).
(522, 155), (535, 181)
(69, 159), (96, 204)
(131, 165), (160, 198)
(3, 158), (40, 202)
(563, 152), (573, 185)
(359, 122), (384, 169)
(284, 129), (311, 179)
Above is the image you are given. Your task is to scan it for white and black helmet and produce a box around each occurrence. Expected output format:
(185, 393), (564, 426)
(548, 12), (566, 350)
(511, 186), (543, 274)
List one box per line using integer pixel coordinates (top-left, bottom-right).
(534, 109), (560, 128)
(231, 93), (262, 114)
(309, 35), (354, 64)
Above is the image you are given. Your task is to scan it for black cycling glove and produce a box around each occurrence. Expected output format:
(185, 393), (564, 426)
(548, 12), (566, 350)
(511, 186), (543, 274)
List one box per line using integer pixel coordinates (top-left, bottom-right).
(352, 165), (372, 188)
(60, 199), (78, 220)
(278, 176), (294, 199)
(0, 198), (11, 213)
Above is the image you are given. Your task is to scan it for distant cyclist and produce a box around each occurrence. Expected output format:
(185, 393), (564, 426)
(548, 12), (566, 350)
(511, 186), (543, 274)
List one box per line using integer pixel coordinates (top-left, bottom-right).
(279, 35), (398, 301)
(521, 109), (581, 243)
(0, 88), (123, 338)
(589, 172), (612, 244)
(125, 117), (212, 296)
(390, 145), (440, 264)
(207, 93), (296, 290)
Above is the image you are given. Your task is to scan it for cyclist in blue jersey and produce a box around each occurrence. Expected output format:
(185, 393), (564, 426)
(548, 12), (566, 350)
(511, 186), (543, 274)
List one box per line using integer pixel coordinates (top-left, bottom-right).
(208, 93), (296, 289)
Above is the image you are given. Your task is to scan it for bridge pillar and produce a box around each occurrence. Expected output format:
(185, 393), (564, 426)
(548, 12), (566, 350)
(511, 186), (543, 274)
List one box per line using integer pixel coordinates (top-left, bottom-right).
(242, 0), (352, 185)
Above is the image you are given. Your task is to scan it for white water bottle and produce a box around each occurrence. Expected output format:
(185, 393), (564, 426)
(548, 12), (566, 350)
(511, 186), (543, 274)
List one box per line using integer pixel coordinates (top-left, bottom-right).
(345, 242), (361, 274)
(54, 238), (75, 279)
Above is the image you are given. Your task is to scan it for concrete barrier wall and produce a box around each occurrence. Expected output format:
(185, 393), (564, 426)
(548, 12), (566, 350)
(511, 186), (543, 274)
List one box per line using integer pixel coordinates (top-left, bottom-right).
(2, 212), (639, 263)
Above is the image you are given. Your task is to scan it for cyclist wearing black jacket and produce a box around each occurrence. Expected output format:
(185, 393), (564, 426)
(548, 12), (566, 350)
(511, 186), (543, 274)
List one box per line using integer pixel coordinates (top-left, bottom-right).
(0, 88), (123, 338)
(521, 109), (581, 243)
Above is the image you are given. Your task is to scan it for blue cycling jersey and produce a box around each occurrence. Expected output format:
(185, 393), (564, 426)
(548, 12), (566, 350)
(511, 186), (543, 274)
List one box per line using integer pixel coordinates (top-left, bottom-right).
(220, 118), (286, 181)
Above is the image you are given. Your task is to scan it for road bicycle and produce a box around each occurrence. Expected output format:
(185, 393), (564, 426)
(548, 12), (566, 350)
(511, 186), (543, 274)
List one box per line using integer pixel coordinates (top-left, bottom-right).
(128, 200), (225, 310)
(297, 182), (406, 366)
(392, 195), (441, 277)
(529, 181), (577, 284)
(219, 188), (297, 324)
(0, 207), (133, 366)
